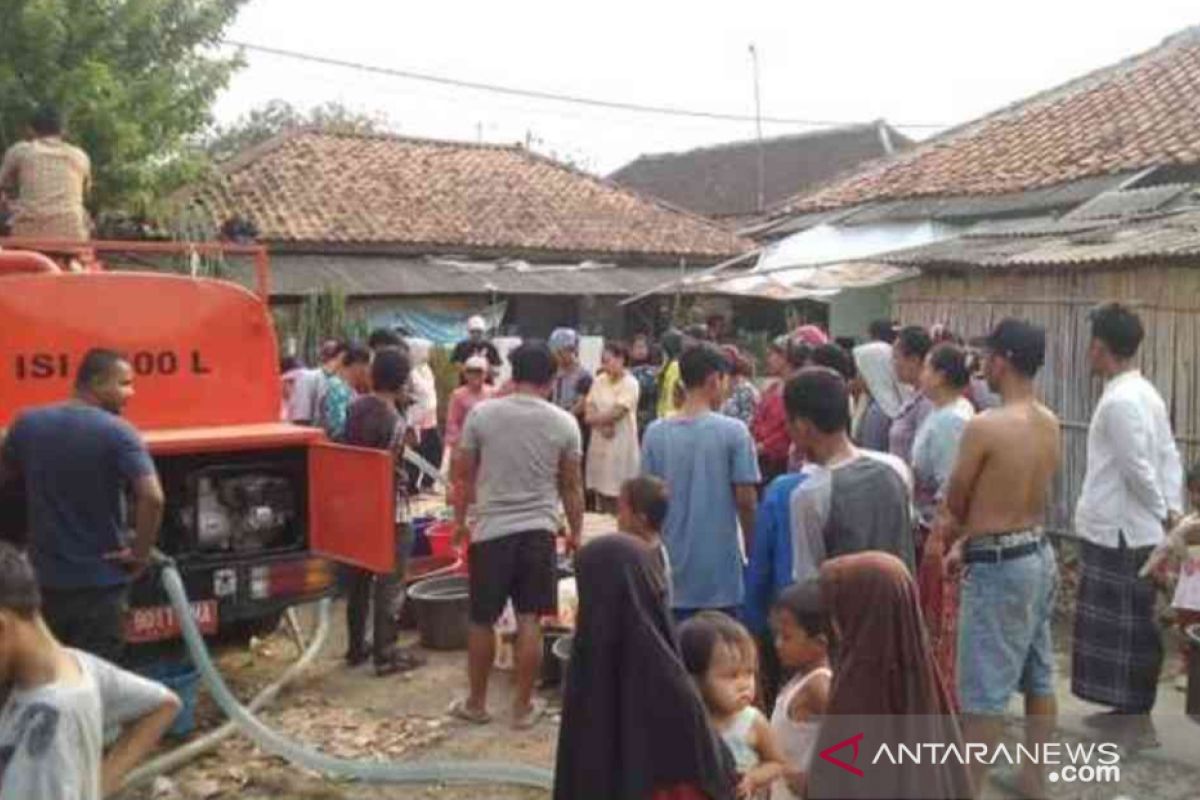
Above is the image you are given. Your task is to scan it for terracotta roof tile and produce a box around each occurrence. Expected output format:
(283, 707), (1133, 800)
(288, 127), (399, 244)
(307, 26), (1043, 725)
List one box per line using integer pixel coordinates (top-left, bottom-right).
(780, 28), (1200, 213)
(609, 123), (910, 218)
(186, 130), (748, 261)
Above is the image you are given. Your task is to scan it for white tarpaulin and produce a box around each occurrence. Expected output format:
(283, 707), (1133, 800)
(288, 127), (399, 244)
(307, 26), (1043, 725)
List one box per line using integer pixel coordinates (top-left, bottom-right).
(756, 220), (955, 272)
(700, 220), (959, 301)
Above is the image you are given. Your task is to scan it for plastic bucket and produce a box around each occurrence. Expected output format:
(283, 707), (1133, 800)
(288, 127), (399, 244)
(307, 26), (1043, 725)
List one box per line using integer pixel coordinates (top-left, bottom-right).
(552, 633), (573, 691)
(1187, 624), (1200, 718)
(139, 660), (200, 737)
(407, 574), (470, 650)
(399, 554), (463, 630)
(540, 626), (572, 688)
(410, 516), (437, 557)
(427, 520), (458, 558)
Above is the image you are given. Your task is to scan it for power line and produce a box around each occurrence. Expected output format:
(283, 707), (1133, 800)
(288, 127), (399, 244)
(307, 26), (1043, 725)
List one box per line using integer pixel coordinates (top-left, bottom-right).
(222, 40), (950, 131)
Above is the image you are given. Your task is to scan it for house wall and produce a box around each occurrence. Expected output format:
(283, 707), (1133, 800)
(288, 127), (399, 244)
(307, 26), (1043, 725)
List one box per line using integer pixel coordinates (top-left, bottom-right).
(829, 285), (892, 342)
(894, 262), (1200, 533)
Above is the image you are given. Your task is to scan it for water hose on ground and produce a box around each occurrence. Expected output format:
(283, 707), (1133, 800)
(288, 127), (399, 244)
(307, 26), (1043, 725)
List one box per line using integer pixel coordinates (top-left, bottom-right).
(122, 593), (333, 789)
(132, 555), (554, 791)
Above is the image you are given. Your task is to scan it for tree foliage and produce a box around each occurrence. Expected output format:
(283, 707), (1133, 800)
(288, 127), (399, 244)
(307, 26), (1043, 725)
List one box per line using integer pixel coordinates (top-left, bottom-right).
(0, 0), (247, 213)
(203, 99), (388, 163)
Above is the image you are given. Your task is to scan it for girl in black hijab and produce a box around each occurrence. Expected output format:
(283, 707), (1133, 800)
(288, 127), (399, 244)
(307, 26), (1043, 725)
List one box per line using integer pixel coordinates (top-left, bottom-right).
(554, 534), (734, 800)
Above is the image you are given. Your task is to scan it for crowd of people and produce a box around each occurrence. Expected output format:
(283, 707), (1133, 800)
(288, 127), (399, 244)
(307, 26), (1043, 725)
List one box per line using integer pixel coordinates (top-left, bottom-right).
(547, 305), (1198, 799)
(4, 302), (1200, 799)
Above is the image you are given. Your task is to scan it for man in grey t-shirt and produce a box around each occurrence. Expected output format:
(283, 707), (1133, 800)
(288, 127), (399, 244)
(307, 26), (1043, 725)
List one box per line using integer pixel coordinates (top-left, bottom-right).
(450, 341), (584, 730)
(784, 368), (915, 582)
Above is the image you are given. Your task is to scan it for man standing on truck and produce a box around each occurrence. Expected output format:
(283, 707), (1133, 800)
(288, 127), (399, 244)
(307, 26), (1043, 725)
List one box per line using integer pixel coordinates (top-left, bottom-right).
(0, 349), (165, 665)
(0, 105), (91, 242)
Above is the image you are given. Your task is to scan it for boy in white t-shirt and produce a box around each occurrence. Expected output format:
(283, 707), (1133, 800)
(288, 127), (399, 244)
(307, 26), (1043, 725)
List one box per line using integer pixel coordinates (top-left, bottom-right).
(0, 543), (179, 800)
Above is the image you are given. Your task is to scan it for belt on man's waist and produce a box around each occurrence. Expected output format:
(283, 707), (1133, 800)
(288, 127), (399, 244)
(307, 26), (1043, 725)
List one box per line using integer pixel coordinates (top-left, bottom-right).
(964, 529), (1044, 564)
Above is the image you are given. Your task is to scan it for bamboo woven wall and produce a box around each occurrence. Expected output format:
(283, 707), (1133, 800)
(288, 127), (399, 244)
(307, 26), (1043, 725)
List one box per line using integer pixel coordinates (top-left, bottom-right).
(894, 262), (1200, 532)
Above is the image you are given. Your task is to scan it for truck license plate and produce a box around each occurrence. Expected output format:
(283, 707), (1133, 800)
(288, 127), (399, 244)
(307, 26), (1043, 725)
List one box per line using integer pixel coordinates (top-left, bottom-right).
(125, 600), (218, 643)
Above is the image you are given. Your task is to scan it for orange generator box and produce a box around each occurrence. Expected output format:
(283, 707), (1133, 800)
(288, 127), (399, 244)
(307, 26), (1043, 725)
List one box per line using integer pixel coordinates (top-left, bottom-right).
(0, 244), (395, 647)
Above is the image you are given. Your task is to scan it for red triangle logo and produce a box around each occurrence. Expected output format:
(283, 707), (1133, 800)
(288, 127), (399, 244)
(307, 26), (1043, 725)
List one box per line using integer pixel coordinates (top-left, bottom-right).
(819, 732), (865, 777)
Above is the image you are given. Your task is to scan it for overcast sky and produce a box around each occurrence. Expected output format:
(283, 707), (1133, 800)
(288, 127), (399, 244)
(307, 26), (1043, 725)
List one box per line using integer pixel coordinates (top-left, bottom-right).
(214, 1), (1199, 175)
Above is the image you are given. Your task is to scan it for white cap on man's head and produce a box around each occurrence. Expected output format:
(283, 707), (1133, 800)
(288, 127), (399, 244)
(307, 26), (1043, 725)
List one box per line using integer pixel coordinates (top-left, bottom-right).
(467, 315), (487, 333)
(464, 355), (489, 371)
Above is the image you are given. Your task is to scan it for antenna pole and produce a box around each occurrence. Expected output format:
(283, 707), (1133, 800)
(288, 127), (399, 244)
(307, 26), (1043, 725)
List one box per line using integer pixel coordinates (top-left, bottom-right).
(749, 44), (765, 213)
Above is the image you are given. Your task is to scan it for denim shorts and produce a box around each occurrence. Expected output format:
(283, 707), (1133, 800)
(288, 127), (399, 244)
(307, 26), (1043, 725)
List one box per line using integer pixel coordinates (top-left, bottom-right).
(957, 533), (1058, 714)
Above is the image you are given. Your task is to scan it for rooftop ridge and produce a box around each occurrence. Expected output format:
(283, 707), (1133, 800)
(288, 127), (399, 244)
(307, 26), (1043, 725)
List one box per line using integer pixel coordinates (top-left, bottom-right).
(775, 23), (1200, 215)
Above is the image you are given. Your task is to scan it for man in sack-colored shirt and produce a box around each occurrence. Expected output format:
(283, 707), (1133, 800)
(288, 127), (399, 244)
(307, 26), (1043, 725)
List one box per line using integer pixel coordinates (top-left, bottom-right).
(0, 106), (90, 241)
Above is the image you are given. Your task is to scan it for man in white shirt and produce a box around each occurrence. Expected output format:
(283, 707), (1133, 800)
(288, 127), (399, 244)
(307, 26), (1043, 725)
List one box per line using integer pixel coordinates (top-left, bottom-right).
(1072, 303), (1183, 723)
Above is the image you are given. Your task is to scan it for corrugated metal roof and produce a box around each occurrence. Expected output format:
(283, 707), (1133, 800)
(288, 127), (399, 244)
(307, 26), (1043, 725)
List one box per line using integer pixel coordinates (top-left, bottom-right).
(740, 208), (860, 241)
(881, 207), (1200, 270)
(1061, 183), (1191, 220)
(223, 254), (697, 298)
(834, 173), (1132, 226)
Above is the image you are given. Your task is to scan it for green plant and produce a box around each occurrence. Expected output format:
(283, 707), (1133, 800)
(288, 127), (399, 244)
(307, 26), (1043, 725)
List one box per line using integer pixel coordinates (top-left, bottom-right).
(428, 346), (460, 430)
(293, 287), (368, 364)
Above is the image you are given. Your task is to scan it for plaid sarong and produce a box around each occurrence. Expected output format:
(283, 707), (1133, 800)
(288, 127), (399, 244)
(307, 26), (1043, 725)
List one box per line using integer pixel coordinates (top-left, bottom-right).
(1070, 538), (1164, 711)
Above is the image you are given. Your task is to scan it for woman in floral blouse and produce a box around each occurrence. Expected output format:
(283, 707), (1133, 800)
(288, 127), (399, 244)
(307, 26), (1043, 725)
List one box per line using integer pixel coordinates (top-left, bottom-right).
(719, 345), (759, 427)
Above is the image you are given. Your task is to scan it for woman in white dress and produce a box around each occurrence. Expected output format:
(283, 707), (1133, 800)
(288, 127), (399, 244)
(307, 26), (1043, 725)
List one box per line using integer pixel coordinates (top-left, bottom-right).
(584, 341), (640, 514)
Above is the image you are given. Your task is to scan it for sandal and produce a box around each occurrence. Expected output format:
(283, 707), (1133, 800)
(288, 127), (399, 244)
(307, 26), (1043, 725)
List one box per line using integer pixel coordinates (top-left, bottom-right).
(374, 648), (426, 676)
(447, 697), (492, 725)
(511, 698), (547, 730)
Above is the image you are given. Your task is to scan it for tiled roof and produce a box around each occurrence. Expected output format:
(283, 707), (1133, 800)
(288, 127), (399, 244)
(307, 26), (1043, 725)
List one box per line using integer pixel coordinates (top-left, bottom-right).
(609, 122), (910, 219)
(780, 27), (1200, 214)
(185, 130), (748, 262)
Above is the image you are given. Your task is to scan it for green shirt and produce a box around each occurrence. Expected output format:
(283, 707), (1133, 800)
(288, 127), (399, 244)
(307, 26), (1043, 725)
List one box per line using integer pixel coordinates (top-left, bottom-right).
(320, 374), (354, 441)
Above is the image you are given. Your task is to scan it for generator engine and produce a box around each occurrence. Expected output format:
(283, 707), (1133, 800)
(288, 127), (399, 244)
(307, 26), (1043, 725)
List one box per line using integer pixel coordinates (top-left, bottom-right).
(182, 473), (297, 553)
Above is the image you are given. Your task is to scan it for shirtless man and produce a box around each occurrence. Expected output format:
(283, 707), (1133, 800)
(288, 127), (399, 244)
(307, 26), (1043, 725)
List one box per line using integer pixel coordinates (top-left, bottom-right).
(944, 318), (1061, 799)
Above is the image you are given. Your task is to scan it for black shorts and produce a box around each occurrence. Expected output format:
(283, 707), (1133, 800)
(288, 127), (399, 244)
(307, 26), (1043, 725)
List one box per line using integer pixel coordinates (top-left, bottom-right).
(42, 584), (128, 665)
(467, 530), (557, 626)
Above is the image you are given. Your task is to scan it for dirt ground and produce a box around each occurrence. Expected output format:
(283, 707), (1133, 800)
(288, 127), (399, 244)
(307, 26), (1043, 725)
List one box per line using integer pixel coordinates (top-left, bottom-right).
(117, 514), (1200, 800)
(120, 499), (605, 800)
(121, 600), (557, 800)
(119, 603), (1200, 800)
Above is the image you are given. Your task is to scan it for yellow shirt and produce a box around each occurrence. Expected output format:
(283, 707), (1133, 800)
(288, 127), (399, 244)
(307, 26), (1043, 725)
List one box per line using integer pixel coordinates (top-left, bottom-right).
(0, 137), (91, 240)
(656, 360), (681, 419)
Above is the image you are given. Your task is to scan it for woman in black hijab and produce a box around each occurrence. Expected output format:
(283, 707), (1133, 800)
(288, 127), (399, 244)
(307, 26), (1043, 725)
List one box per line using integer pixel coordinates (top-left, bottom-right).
(554, 534), (733, 800)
